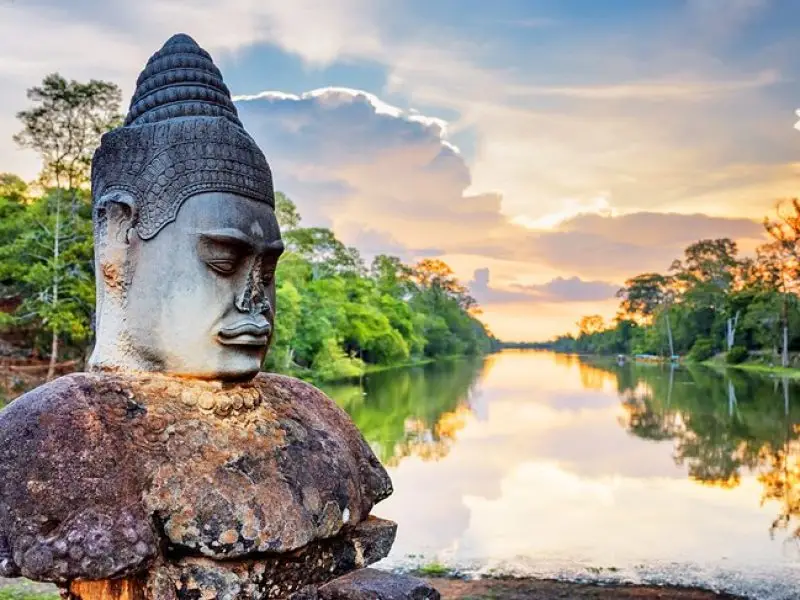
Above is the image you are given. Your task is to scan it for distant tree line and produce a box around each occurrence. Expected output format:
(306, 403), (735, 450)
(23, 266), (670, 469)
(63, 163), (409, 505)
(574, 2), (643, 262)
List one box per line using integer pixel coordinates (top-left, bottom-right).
(0, 73), (497, 381)
(542, 215), (800, 366)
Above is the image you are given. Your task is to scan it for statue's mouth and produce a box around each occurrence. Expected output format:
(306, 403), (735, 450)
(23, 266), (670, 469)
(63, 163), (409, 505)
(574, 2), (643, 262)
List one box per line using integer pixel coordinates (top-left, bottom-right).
(217, 322), (270, 347)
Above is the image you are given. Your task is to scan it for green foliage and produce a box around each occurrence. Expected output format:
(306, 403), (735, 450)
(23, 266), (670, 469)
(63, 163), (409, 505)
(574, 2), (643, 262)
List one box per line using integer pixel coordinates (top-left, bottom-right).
(266, 197), (497, 380)
(274, 190), (301, 232)
(414, 562), (452, 577)
(0, 188), (95, 356)
(0, 73), (122, 372)
(689, 337), (716, 362)
(726, 345), (749, 365)
(311, 338), (365, 381)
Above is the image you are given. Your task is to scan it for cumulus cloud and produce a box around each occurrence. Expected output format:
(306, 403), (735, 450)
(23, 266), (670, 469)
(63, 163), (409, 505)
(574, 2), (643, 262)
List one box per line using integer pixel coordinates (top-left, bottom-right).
(234, 87), (770, 288)
(524, 277), (621, 303)
(236, 88), (508, 253)
(2, 0), (795, 228)
(469, 269), (620, 306)
(0, 0), (381, 176)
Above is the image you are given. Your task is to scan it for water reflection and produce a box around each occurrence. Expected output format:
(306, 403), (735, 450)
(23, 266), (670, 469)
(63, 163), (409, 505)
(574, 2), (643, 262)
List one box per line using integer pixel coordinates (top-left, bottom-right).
(321, 357), (486, 466)
(595, 358), (800, 541)
(324, 351), (800, 598)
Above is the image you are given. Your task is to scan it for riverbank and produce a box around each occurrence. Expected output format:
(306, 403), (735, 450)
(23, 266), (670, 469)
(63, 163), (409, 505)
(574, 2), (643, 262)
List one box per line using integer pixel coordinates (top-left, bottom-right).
(700, 355), (800, 379)
(424, 577), (743, 599)
(565, 350), (800, 380)
(0, 576), (746, 600)
(308, 353), (478, 384)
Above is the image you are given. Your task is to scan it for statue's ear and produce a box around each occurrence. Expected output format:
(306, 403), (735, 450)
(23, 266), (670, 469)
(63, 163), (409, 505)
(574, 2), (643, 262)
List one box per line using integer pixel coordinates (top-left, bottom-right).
(94, 192), (138, 297)
(95, 191), (136, 248)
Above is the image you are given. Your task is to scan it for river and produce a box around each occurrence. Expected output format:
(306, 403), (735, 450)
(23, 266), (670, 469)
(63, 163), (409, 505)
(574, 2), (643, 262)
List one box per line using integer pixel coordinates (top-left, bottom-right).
(322, 350), (800, 600)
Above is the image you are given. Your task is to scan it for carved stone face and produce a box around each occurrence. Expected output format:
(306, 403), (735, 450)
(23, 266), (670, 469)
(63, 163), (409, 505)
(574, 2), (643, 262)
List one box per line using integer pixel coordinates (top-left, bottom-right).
(123, 192), (283, 380)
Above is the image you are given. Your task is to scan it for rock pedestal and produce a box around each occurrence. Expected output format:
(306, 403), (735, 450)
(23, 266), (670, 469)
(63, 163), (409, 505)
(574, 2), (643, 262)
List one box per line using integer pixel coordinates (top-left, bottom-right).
(0, 372), (434, 598)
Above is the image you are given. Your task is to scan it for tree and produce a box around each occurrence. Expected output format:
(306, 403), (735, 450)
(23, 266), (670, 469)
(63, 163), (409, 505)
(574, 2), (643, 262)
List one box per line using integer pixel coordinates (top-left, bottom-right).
(285, 227), (364, 278)
(617, 273), (670, 323)
(0, 190), (95, 369)
(763, 201), (800, 367)
(14, 74), (122, 189)
(0, 173), (28, 204)
(12, 74), (122, 378)
(577, 315), (605, 336)
(274, 191), (301, 232)
(412, 259), (477, 313)
(371, 255), (414, 297)
(617, 273), (675, 356)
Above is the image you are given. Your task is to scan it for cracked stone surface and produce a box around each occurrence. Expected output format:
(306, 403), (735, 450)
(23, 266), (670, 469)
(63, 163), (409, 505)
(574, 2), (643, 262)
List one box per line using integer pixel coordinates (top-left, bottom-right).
(0, 372), (393, 584)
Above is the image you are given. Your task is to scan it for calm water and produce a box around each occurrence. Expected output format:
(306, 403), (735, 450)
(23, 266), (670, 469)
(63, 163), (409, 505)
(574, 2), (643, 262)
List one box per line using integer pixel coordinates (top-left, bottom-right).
(323, 351), (800, 600)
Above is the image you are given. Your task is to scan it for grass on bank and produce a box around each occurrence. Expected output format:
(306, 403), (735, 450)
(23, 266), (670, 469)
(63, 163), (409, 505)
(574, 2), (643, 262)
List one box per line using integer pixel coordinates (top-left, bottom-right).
(413, 561), (454, 577)
(0, 587), (58, 600)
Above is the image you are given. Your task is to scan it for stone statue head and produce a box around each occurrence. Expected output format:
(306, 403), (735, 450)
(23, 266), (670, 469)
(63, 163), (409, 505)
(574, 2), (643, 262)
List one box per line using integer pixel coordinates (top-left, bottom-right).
(88, 34), (283, 381)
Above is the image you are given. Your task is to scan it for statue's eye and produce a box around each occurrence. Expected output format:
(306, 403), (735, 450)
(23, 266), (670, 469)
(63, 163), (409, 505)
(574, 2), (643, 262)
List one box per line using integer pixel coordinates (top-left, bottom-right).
(207, 259), (237, 275)
(261, 258), (277, 283)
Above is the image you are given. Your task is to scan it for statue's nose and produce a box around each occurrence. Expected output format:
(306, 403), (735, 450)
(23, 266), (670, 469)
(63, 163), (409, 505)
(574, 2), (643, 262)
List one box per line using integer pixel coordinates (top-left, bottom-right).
(235, 262), (271, 316)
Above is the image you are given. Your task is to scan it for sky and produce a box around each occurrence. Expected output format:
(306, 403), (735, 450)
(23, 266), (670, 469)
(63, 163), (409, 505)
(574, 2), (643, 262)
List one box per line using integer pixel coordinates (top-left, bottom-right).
(0, 0), (797, 341)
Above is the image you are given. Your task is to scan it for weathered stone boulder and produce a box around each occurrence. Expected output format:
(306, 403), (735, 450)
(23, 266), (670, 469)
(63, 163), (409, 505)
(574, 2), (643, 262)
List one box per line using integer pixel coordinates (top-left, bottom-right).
(0, 372), (392, 584)
(318, 569), (441, 600)
(143, 518), (397, 599)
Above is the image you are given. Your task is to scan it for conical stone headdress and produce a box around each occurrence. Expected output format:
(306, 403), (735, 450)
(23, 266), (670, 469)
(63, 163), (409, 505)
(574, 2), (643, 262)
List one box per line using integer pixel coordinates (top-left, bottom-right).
(92, 33), (274, 240)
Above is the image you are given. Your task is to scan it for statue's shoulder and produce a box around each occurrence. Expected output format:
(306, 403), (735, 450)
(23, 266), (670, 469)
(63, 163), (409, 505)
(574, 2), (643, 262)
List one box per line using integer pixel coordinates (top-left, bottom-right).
(253, 372), (384, 458)
(1, 372), (88, 414)
(254, 371), (331, 396)
(0, 372), (132, 441)
(0, 373), (157, 583)
(254, 371), (345, 412)
(253, 370), (394, 504)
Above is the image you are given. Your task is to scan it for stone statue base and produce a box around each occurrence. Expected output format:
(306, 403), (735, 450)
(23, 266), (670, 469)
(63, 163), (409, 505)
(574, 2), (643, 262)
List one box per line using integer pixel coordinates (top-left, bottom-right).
(142, 517), (396, 599)
(60, 517), (399, 599)
(0, 371), (409, 599)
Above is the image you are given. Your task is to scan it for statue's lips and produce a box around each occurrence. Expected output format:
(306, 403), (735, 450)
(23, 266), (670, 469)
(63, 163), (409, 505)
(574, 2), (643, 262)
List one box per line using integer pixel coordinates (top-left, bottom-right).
(217, 323), (270, 347)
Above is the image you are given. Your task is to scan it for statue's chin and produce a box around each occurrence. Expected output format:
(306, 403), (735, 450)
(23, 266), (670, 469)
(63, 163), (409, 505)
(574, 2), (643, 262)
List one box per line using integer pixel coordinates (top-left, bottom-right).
(191, 365), (263, 383)
(171, 350), (265, 382)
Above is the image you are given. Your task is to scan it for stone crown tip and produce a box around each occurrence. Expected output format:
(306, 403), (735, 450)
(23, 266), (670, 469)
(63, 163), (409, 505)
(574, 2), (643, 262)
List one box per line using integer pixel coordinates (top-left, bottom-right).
(164, 33), (199, 47)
